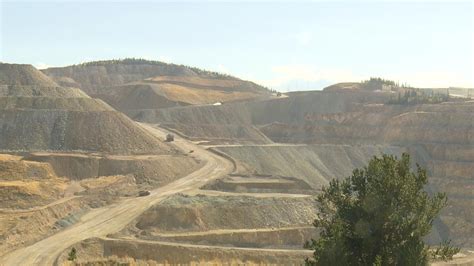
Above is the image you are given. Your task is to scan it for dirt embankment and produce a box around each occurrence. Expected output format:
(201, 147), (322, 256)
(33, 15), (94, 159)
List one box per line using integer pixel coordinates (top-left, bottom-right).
(129, 194), (317, 234)
(0, 110), (173, 154)
(26, 153), (201, 185)
(144, 226), (317, 249)
(57, 237), (312, 265)
(202, 174), (314, 194)
(0, 155), (66, 209)
(0, 197), (88, 257)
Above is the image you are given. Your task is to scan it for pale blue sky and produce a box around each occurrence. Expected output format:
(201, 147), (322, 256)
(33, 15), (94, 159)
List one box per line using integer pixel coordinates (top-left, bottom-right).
(1, 1), (473, 90)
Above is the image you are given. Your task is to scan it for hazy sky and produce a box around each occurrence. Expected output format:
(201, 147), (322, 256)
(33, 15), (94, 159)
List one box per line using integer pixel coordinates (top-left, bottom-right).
(1, 1), (473, 90)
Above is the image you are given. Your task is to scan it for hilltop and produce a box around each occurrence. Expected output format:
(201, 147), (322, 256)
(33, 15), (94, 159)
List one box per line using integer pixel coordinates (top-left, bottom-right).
(41, 59), (272, 112)
(0, 63), (59, 87)
(43, 58), (268, 95)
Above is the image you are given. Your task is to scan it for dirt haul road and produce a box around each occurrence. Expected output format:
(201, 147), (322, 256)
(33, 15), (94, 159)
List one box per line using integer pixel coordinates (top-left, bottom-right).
(0, 123), (234, 266)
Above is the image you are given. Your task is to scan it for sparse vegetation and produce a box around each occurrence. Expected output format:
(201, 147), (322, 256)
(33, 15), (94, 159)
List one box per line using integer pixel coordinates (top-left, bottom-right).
(304, 153), (458, 266)
(361, 77), (411, 91)
(361, 77), (450, 104)
(362, 77), (398, 89)
(67, 247), (77, 261)
(430, 240), (460, 261)
(74, 58), (236, 80)
(387, 88), (449, 105)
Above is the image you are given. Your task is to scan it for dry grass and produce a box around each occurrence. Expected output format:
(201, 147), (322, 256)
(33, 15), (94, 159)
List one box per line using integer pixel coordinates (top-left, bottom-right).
(158, 83), (258, 104)
(148, 75), (242, 87)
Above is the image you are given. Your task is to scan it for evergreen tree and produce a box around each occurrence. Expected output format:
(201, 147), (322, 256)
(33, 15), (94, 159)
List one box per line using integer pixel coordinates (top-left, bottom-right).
(305, 154), (459, 266)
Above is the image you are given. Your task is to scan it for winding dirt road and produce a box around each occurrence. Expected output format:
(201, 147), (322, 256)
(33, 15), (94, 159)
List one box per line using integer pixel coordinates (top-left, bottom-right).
(0, 124), (233, 266)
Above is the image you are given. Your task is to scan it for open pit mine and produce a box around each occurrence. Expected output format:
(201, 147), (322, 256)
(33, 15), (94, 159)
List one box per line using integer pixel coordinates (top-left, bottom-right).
(0, 59), (472, 265)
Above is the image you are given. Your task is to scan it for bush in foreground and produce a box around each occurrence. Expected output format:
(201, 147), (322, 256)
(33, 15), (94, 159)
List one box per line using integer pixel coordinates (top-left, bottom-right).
(305, 153), (459, 266)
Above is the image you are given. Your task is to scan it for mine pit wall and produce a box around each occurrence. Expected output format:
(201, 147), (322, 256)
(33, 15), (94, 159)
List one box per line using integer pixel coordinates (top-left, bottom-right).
(215, 144), (405, 190)
(57, 237), (312, 265)
(157, 123), (273, 144)
(260, 104), (474, 146)
(249, 102), (474, 247)
(126, 91), (389, 144)
(25, 153), (201, 186)
(130, 91), (388, 126)
(212, 144), (470, 247)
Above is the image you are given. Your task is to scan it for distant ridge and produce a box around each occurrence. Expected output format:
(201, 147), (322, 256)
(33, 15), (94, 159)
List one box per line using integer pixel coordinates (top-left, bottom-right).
(70, 58), (237, 80)
(42, 58), (268, 95)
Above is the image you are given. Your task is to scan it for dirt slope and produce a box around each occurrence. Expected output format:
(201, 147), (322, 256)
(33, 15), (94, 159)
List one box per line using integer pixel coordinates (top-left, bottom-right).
(215, 144), (404, 189)
(0, 84), (171, 154)
(0, 154), (66, 210)
(0, 63), (59, 87)
(133, 194), (317, 233)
